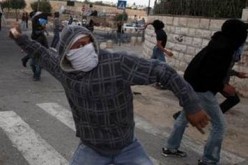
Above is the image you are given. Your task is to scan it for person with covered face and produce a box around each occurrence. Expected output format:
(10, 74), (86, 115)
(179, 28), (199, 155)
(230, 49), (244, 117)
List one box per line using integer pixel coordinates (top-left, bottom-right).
(21, 11), (51, 81)
(9, 24), (209, 165)
(163, 19), (248, 165)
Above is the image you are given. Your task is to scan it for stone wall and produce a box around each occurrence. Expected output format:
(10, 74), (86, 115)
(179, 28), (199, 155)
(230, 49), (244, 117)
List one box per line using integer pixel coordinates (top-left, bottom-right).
(142, 15), (248, 97)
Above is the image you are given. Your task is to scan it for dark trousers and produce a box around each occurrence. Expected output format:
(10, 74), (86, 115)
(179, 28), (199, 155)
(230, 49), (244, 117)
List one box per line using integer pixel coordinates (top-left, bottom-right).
(219, 92), (240, 113)
(22, 54), (30, 63)
(173, 91), (240, 120)
(51, 31), (60, 48)
(26, 33), (47, 80)
(30, 57), (41, 80)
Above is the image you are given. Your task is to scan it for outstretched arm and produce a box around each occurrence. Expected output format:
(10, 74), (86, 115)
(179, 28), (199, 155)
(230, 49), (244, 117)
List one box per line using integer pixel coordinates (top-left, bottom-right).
(9, 23), (62, 80)
(156, 40), (173, 57)
(143, 21), (153, 29)
(120, 54), (210, 133)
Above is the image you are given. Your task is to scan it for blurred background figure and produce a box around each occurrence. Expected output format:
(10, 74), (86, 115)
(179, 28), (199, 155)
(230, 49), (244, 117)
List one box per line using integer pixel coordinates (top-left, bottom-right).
(86, 19), (94, 32)
(51, 11), (62, 48)
(68, 15), (73, 25)
(0, 10), (2, 31)
(21, 12), (29, 30)
(116, 21), (123, 46)
(21, 11), (51, 81)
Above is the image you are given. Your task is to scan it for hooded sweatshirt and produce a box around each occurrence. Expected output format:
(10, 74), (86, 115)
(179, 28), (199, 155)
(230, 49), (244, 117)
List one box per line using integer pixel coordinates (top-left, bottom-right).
(14, 25), (203, 156)
(184, 19), (247, 94)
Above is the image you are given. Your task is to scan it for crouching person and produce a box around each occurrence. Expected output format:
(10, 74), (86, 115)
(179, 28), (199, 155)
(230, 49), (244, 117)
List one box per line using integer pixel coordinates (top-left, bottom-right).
(9, 23), (209, 165)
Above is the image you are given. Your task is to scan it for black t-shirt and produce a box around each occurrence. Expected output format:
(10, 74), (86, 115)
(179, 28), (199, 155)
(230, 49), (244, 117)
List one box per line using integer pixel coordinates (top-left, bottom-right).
(155, 29), (167, 48)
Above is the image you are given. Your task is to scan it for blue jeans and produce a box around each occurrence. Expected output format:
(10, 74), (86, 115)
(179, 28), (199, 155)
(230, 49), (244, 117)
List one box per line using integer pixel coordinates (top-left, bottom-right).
(151, 46), (165, 62)
(51, 31), (60, 48)
(30, 57), (41, 80)
(117, 32), (123, 46)
(166, 91), (226, 165)
(70, 138), (153, 165)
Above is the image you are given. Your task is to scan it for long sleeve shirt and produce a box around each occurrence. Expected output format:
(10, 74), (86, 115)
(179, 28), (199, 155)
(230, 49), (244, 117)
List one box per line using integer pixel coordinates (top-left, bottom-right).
(14, 33), (202, 156)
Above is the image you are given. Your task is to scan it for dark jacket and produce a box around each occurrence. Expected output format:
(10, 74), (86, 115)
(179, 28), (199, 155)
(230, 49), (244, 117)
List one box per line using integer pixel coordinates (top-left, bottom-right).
(184, 31), (243, 94)
(31, 12), (51, 40)
(14, 25), (202, 156)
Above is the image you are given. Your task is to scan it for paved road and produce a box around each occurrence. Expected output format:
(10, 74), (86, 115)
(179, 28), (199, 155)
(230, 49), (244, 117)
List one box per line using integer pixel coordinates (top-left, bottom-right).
(0, 26), (247, 165)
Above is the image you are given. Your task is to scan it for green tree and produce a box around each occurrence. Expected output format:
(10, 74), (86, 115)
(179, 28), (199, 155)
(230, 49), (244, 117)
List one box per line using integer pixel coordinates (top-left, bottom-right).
(94, 1), (104, 6)
(9, 0), (26, 21)
(0, 0), (26, 20)
(84, 0), (90, 4)
(0, 1), (11, 10)
(31, 0), (52, 13)
(115, 12), (128, 21)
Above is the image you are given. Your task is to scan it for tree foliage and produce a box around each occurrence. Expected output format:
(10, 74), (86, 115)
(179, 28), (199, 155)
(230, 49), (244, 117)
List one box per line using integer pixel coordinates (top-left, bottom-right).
(30, 0), (52, 13)
(115, 12), (128, 21)
(0, 1), (10, 9)
(0, 0), (26, 21)
(11, 0), (26, 9)
(154, 0), (246, 18)
(1, 0), (26, 10)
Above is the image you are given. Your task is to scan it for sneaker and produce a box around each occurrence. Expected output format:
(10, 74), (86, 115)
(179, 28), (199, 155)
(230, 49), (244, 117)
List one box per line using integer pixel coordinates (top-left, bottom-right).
(198, 160), (207, 165)
(152, 83), (161, 89)
(173, 111), (182, 120)
(21, 58), (28, 67)
(33, 77), (40, 81)
(162, 148), (187, 157)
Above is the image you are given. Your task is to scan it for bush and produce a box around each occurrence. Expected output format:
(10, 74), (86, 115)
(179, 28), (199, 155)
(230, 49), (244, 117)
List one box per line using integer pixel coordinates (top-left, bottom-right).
(30, 0), (52, 13)
(115, 13), (128, 21)
(154, 0), (246, 18)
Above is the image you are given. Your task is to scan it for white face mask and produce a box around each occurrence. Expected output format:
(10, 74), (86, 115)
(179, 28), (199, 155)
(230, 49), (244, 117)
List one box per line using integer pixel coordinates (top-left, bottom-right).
(66, 43), (98, 72)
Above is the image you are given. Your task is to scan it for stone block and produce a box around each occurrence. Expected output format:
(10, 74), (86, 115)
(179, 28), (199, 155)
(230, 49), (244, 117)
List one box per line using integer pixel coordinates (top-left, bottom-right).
(192, 38), (202, 47)
(188, 28), (196, 36)
(195, 29), (212, 39)
(187, 18), (200, 28)
(180, 27), (189, 35)
(184, 37), (193, 45)
(209, 19), (224, 31)
(186, 46), (196, 55)
(241, 8), (248, 21)
(174, 44), (187, 53)
(179, 17), (187, 26)
(164, 16), (174, 25)
(175, 27), (181, 34)
(173, 17), (179, 26)
(199, 18), (210, 29)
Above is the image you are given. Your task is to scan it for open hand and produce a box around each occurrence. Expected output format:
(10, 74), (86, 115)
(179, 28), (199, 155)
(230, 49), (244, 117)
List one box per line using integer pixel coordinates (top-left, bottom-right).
(164, 48), (173, 57)
(9, 22), (22, 39)
(166, 51), (173, 57)
(186, 110), (210, 134)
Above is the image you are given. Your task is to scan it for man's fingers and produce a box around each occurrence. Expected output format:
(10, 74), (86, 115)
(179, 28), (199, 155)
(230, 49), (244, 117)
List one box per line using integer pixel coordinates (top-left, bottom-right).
(10, 22), (21, 33)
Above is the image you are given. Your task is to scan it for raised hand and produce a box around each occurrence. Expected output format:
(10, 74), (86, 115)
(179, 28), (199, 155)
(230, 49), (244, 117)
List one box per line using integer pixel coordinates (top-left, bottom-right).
(186, 110), (210, 134)
(9, 22), (22, 39)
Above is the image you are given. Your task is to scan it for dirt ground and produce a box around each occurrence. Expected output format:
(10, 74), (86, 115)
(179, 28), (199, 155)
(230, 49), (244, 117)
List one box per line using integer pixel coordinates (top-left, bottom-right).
(132, 85), (248, 159)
